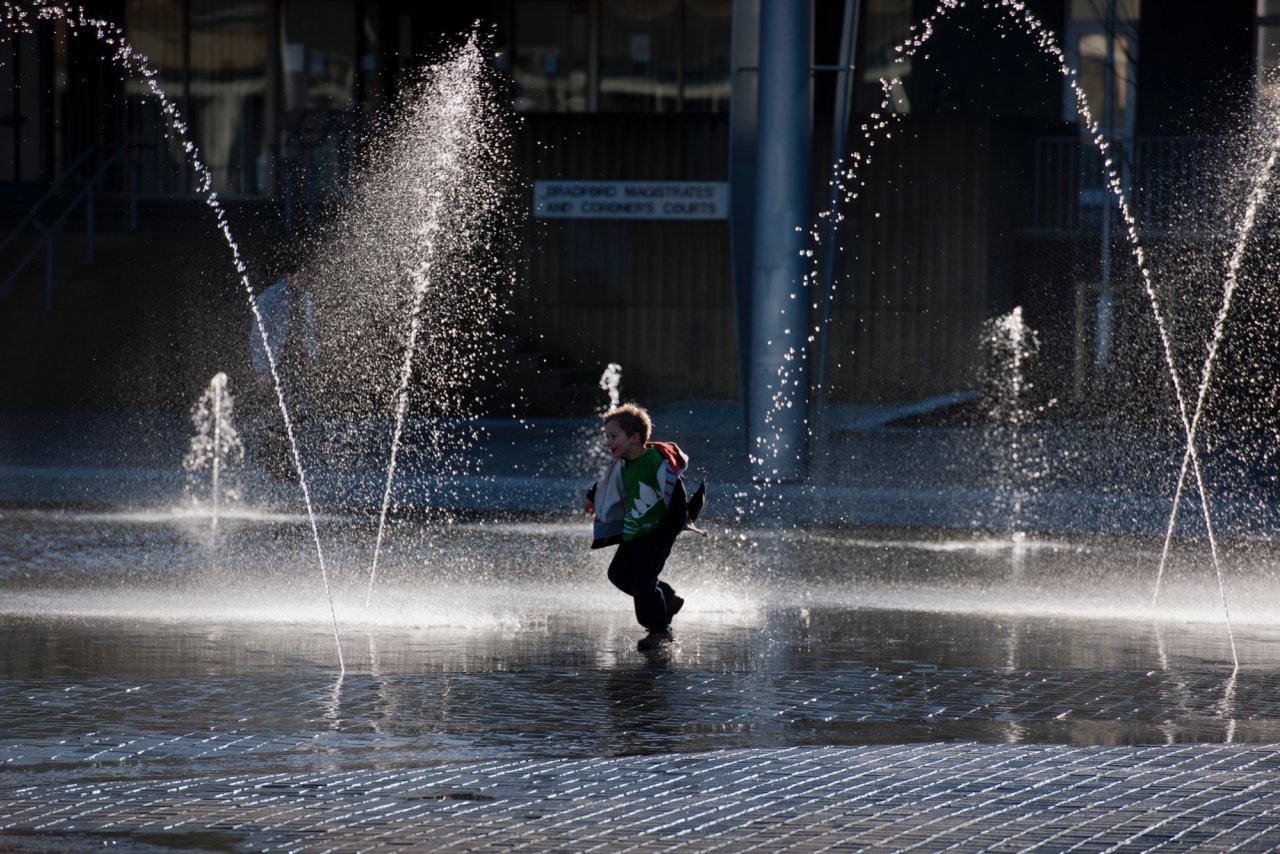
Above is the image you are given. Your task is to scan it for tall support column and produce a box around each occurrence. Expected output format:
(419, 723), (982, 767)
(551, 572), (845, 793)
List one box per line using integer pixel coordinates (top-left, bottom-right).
(747, 0), (811, 481)
(1095, 0), (1117, 374)
(814, 0), (861, 417)
(264, 0), (281, 197)
(728, 0), (759, 432)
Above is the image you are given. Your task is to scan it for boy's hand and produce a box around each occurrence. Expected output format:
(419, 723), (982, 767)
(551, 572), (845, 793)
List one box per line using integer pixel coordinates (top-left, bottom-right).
(583, 499), (594, 515)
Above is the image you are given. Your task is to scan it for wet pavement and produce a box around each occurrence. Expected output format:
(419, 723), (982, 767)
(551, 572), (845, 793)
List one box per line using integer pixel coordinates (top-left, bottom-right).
(6, 409), (1280, 850)
(6, 599), (1280, 852)
(6, 403), (1280, 537)
(8, 743), (1280, 852)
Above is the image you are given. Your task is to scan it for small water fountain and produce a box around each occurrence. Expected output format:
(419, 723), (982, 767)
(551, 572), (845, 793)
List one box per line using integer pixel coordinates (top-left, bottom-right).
(599, 363), (623, 410)
(978, 307), (1045, 541)
(561, 363), (626, 479)
(320, 33), (515, 606)
(182, 372), (244, 531)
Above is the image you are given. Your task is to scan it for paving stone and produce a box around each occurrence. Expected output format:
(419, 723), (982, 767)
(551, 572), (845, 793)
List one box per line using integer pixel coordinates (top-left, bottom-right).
(5, 519), (1280, 849)
(9, 744), (1277, 850)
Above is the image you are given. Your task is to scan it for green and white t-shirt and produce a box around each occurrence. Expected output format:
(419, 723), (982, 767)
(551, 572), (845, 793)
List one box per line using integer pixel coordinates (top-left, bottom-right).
(621, 447), (668, 540)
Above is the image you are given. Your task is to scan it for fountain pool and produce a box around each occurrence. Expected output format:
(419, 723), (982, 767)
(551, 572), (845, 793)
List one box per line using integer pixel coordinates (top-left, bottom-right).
(5, 500), (1280, 753)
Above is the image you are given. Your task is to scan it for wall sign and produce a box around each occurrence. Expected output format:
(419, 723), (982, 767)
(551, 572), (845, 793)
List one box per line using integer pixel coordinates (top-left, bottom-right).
(533, 181), (729, 220)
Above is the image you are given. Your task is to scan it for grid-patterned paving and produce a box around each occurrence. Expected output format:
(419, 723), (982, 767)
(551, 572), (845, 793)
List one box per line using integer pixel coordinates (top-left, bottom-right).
(3, 545), (1277, 852)
(3, 665), (1275, 772)
(6, 744), (1280, 851)
(3, 662), (1280, 850)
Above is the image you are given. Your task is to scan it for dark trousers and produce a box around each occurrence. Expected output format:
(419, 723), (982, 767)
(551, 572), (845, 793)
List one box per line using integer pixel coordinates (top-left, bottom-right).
(607, 480), (687, 631)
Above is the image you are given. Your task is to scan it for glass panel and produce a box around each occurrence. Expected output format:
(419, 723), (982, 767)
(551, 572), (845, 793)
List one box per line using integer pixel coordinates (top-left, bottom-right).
(126, 0), (185, 100)
(125, 0), (189, 193)
(282, 0), (356, 112)
(1070, 0), (1141, 21)
(509, 1), (588, 112)
(279, 0), (356, 204)
(1259, 24), (1280, 83)
(188, 0), (267, 195)
(857, 0), (915, 113)
(124, 0), (267, 195)
(599, 0), (681, 113)
(1260, 0), (1280, 15)
(1075, 32), (1131, 129)
(683, 0), (731, 112)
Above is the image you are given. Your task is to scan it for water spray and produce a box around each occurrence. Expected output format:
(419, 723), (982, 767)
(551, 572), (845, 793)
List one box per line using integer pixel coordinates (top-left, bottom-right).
(798, 0), (1241, 671)
(3, 1), (346, 673)
(183, 372), (243, 533)
(599, 363), (623, 410)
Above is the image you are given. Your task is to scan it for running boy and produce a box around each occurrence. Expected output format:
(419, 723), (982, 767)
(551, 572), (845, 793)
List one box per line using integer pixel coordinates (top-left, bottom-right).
(584, 403), (701, 651)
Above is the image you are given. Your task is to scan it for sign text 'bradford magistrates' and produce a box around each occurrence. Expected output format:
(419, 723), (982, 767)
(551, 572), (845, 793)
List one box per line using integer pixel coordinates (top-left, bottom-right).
(533, 181), (729, 220)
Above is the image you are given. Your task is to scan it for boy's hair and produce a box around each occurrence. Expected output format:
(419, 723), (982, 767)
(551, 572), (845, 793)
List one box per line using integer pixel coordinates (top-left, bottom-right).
(602, 403), (652, 443)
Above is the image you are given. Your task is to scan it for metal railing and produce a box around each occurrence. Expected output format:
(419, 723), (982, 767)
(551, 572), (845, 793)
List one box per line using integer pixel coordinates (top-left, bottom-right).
(0, 144), (139, 311)
(1131, 135), (1224, 233)
(1032, 134), (1225, 235)
(278, 110), (362, 236)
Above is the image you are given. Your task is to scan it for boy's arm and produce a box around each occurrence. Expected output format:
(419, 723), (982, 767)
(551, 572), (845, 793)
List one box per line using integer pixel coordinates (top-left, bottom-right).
(583, 482), (596, 515)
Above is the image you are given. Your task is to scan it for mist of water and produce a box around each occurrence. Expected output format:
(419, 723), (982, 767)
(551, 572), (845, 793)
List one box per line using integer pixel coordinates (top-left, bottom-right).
(315, 35), (515, 607)
(183, 372), (244, 532)
(3, 0), (347, 672)
(979, 307), (1044, 538)
(796, 0), (1247, 670)
(599, 363), (623, 410)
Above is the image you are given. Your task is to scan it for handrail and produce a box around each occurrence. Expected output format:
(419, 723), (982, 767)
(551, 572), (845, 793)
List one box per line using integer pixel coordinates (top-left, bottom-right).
(0, 143), (136, 310)
(37, 146), (130, 236)
(0, 144), (121, 259)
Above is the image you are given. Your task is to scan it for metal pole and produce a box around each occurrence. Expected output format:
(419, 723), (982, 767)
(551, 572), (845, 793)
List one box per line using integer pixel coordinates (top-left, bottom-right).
(748, 0), (812, 481)
(1094, 0), (1116, 373)
(814, 0), (861, 424)
(44, 232), (53, 312)
(283, 156), (294, 236)
(85, 180), (94, 264)
(729, 0), (760, 438)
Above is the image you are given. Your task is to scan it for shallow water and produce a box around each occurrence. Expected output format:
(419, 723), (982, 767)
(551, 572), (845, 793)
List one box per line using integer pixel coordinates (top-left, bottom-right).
(3, 508), (1279, 774)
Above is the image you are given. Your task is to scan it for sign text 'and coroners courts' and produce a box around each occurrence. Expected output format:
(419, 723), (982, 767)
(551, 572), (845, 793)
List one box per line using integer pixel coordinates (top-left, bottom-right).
(533, 181), (729, 220)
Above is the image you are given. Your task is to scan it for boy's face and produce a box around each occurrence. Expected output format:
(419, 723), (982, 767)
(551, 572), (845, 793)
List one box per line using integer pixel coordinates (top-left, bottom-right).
(603, 420), (646, 461)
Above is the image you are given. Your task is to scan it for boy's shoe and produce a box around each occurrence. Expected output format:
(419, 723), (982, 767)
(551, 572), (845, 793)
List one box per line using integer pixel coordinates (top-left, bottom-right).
(667, 595), (685, 621)
(637, 627), (673, 651)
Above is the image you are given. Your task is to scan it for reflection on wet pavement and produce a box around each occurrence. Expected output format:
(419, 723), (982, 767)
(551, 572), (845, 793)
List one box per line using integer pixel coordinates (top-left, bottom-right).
(3, 603), (1278, 781)
(5, 515), (1280, 748)
(6, 511), (1280, 848)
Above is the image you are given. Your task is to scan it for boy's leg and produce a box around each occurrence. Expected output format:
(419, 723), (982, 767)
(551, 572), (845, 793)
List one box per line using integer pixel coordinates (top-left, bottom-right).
(659, 581), (684, 620)
(651, 480), (688, 621)
(632, 536), (674, 630)
(607, 537), (672, 631)
(606, 480), (690, 631)
(606, 542), (636, 594)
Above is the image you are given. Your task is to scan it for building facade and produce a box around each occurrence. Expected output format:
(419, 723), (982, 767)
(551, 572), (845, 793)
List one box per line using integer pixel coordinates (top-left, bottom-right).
(0, 0), (1270, 416)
